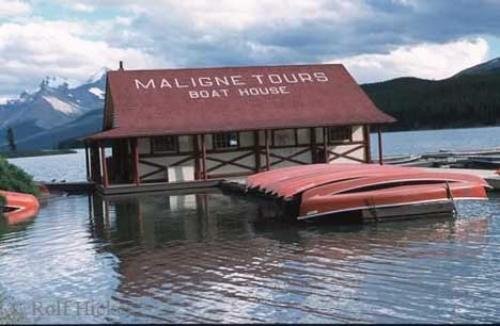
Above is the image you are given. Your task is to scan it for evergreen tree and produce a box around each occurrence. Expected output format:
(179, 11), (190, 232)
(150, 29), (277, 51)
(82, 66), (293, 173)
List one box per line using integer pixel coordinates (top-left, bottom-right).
(6, 127), (16, 152)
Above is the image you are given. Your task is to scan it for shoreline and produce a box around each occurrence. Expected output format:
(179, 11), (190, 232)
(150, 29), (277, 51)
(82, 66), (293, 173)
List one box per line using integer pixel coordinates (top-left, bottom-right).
(0, 149), (77, 159)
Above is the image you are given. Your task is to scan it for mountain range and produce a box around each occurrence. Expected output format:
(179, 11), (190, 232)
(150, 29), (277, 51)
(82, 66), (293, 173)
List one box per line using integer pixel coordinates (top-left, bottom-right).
(0, 69), (106, 150)
(0, 58), (499, 150)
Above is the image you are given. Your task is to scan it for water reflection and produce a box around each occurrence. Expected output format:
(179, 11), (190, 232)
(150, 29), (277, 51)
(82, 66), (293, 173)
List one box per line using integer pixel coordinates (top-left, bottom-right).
(85, 191), (496, 323)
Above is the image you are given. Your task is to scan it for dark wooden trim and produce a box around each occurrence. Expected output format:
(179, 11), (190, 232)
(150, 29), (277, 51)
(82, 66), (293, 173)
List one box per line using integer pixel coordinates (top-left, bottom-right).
(206, 146), (256, 153)
(136, 177), (171, 184)
(310, 127), (317, 163)
(327, 140), (366, 146)
(131, 138), (140, 185)
(264, 130), (270, 170)
(169, 155), (195, 167)
(207, 170), (253, 179)
(377, 126), (383, 165)
(327, 144), (366, 163)
(206, 151), (255, 173)
(253, 131), (261, 172)
(100, 144), (109, 188)
(90, 144), (101, 183)
(140, 170), (165, 180)
(139, 159), (165, 169)
(138, 159), (167, 180)
(269, 144), (318, 149)
(140, 145), (257, 155)
(193, 135), (201, 180)
(84, 143), (90, 182)
(268, 147), (311, 166)
(323, 127), (328, 163)
(201, 134), (207, 180)
(363, 125), (371, 163)
(138, 142), (321, 155)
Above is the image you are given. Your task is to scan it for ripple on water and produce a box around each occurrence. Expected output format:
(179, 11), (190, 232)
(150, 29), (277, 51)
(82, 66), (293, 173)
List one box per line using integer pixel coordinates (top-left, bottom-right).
(0, 192), (499, 323)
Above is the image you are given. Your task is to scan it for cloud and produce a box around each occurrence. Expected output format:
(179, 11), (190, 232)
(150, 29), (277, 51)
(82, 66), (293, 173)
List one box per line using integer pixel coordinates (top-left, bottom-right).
(0, 20), (163, 97)
(2, 0), (500, 97)
(330, 38), (489, 83)
(87, 0), (500, 70)
(70, 3), (95, 13)
(0, 0), (31, 17)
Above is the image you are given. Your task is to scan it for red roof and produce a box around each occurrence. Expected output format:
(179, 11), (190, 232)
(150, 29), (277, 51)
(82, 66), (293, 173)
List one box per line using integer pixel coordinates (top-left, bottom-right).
(88, 64), (395, 140)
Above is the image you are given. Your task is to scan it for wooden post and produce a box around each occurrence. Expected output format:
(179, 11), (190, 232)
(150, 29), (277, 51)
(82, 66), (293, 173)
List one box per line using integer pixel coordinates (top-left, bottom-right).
(131, 138), (140, 185)
(264, 130), (270, 170)
(363, 125), (371, 163)
(84, 142), (90, 182)
(254, 131), (261, 172)
(193, 135), (201, 180)
(323, 127), (328, 163)
(377, 125), (383, 165)
(201, 134), (207, 180)
(100, 143), (109, 188)
(91, 144), (100, 183)
(310, 127), (316, 163)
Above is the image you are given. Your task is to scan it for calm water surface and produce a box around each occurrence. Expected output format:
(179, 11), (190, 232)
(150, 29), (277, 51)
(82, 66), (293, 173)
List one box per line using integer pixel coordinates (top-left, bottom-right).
(0, 126), (499, 323)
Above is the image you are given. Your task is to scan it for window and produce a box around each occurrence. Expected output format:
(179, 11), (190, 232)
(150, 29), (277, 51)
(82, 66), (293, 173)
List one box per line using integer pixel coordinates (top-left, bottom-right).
(328, 127), (352, 143)
(213, 132), (239, 149)
(151, 136), (178, 153)
(272, 129), (296, 147)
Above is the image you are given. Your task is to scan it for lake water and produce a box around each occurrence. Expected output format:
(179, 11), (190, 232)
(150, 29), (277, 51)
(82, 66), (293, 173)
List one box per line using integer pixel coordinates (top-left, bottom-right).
(1, 126), (500, 323)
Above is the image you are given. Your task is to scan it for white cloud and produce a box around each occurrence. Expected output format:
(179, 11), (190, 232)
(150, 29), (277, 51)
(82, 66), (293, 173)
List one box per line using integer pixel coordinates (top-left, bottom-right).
(329, 38), (489, 83)
(57, 0), (369, 30)
(0, 20), (163, 97)
(70, 3), (95, 13)
(154, 0), (369, 30)
(0, 0), (31, 17)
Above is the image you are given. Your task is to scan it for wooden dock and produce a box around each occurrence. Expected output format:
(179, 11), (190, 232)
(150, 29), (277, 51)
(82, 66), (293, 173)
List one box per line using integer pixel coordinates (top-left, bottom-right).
(40, 179), (223, 196)
(95, 179), (223, 195)
(42, 181), (95, 194)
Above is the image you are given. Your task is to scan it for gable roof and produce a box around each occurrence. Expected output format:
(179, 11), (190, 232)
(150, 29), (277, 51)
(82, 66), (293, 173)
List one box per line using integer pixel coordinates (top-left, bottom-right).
(88, 64), (395, 140)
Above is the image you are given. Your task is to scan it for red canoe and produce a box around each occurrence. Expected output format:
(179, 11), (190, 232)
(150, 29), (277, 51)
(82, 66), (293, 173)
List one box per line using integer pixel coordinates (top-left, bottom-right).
(0, 190), (40, 225)
(246, 164), (490, 222)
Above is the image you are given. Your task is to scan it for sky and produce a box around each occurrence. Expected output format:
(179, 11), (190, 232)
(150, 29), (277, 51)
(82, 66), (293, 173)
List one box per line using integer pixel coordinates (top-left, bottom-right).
(1, 0), (500, 100)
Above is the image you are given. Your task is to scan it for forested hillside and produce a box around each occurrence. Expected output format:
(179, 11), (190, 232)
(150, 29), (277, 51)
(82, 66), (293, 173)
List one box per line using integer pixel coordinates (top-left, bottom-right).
(362, 73), (500, 131)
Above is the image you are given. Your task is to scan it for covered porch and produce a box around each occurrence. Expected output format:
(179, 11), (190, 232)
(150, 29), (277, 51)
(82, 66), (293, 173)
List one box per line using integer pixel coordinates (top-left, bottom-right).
(84, 125), (386, 193)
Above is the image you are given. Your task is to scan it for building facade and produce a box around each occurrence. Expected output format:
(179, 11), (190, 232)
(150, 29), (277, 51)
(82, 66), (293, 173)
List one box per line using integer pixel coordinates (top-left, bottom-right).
(85, 64), (395, 188)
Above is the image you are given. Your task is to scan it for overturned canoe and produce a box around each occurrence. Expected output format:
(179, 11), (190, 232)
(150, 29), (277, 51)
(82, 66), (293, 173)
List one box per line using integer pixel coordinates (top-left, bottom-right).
(246, 164), (489, 223)
(0, 190), (40, 225)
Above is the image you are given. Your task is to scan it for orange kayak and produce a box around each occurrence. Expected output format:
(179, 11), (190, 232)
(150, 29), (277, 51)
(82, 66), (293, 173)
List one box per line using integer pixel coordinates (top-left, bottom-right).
(0, 190), (40, 225)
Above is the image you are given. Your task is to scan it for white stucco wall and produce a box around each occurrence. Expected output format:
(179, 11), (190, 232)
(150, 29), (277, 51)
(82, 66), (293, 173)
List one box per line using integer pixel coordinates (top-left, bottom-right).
(134, 125), (368, 181)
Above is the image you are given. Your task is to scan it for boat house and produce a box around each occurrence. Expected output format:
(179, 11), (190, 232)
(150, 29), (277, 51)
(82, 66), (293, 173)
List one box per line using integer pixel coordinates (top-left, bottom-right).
(85, 64), (395, 192)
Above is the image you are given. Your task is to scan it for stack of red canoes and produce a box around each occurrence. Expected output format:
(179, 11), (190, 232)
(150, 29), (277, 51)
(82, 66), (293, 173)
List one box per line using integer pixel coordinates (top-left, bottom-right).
(0, 190), (40, 225)
(246, 164), (489, 222)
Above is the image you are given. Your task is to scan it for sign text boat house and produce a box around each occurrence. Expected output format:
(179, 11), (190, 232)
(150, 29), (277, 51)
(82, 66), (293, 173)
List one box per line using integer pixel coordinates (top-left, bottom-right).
(85, 64), (395, 192)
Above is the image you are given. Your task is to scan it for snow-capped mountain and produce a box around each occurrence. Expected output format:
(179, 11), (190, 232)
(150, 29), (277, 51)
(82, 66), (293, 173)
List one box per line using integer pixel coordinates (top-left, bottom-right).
(0, 69), (108, 150)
